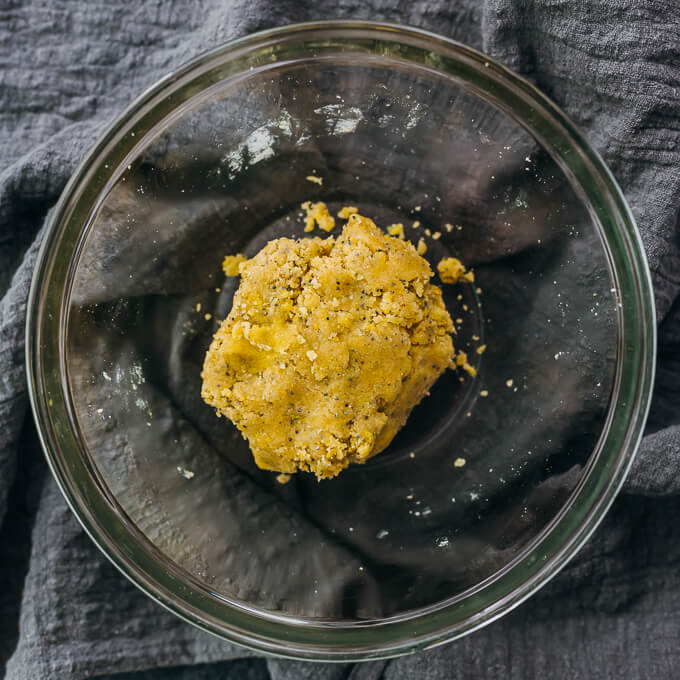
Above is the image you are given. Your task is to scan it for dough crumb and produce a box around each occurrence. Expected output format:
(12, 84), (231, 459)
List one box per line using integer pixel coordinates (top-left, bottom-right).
(453, 457), (466, 467)
(455, 350), (477, 377)
(416, 238), (427, 255)
(276, 473), (292, 484)
(338, 205), (359, 219)
(476, 344), (487, 355)
(412, 220), (421, 228)
(306, 175), (323, 185)
(386, 223), (405, 239)
(506, 379), (514, 388)
(301, 201), (335, 232)
(444, 223), (453, 232)
(438, 257), (475, 284)
(480, 389), (489, 397)
(222, 254), (247, 277)
(202, 213), (458, 479)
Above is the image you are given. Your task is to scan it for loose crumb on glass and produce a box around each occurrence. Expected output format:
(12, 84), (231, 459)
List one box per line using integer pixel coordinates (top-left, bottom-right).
(506, 379), (514, 388)
(455, 350), (477, 377)
(306, 175), (323, 185)
(438, 257), (474, 284)
(480, 389), (489, 397)
(476, 344), (487, 355)
(453, 457), (466, 467)
(204, 313), (212, 321)
(276, 473), (292, 484)
(386, 223), (405, 239)
(416, 238), (427, 255)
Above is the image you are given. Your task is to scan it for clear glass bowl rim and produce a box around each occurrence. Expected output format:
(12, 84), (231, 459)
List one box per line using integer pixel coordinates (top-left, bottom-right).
(25, 20), (656, 661)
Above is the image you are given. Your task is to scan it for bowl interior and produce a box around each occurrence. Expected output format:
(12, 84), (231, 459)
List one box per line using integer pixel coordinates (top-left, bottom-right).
(62, 49), (620, 623)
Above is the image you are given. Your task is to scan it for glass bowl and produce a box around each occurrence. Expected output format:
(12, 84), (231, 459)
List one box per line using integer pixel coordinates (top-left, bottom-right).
(26, 21), (655, 660)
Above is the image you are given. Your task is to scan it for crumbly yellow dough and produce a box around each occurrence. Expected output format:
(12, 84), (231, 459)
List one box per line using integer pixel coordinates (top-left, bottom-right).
(386, 223), (405, 239)
(301, 201), (335, 232)
(438, 257), (475, 284)
(201, 214), (456, 479)
(337, 205), (358, 219)
(222, 254), (247, 276)
(455, 350), (477, 377)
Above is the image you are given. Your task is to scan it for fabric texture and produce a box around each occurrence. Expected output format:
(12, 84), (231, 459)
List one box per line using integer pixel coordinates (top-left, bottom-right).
(1, 1), (679, 678)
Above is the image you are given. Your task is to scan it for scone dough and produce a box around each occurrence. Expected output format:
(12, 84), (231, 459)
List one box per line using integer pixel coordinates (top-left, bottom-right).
(201, 214), (455, 479)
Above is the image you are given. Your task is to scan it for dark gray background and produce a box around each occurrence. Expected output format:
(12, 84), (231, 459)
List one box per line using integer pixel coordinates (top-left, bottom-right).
(1, 1), (679, 678)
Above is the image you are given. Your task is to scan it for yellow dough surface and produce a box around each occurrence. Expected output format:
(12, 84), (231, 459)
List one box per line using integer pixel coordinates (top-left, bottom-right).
(201, 214), (455, 479)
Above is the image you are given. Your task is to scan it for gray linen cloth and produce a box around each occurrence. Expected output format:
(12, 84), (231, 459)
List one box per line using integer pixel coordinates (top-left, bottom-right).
(1, 1), (679, 679)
